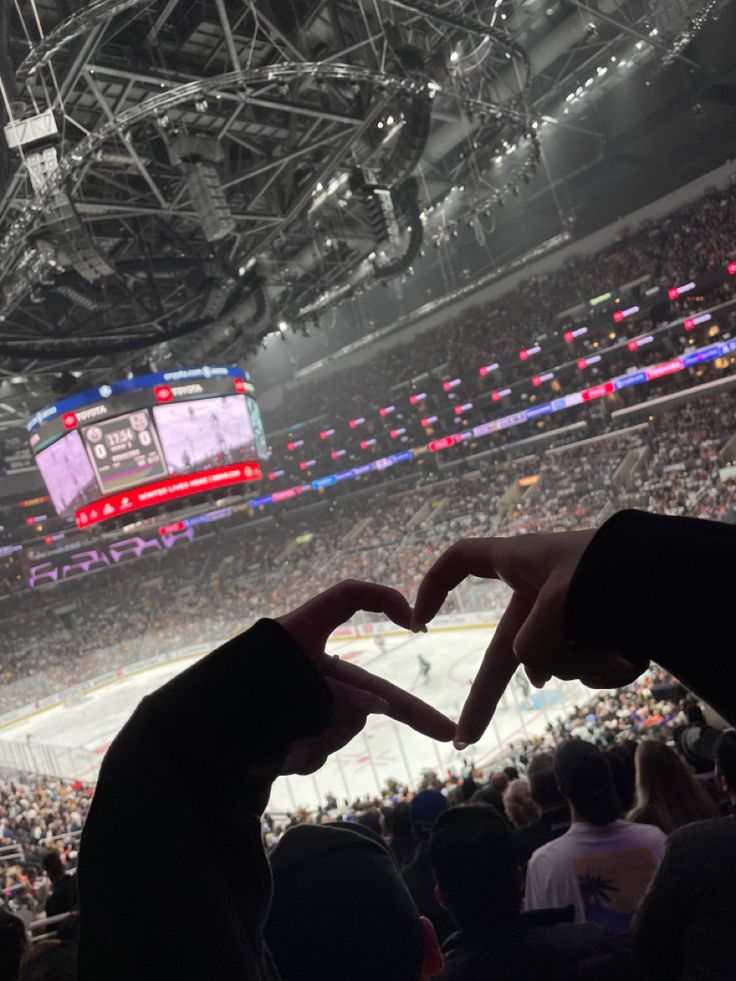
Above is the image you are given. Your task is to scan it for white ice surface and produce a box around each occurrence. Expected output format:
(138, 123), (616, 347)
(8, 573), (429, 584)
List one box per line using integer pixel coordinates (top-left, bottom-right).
(0, 628), (590, 812)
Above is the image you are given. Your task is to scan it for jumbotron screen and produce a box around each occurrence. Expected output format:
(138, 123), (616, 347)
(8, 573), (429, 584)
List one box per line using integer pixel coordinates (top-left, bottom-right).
(27, 366), (267, 528)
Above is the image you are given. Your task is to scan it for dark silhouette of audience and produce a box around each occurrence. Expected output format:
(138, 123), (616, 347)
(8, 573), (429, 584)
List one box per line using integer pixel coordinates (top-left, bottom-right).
(626, 739), (719, 833)
(402, 790), (457, 944)
(429, 804), (638, 980)
(265, 822), (443, 981)
(633, 730), (736, 980)
(513, 751), (571, 870)
(524, 741), (666, 932)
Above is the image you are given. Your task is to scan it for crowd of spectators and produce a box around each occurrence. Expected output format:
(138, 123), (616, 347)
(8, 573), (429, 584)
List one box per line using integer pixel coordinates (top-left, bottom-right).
(261, 181), (736, 463)
(257, 665), (735, 980)
(0, 649), (731, 981)
(0, 382), (733, 715)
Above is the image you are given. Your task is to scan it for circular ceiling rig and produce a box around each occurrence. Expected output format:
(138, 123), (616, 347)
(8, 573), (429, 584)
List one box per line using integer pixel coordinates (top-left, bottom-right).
(0, 0), (536, 364)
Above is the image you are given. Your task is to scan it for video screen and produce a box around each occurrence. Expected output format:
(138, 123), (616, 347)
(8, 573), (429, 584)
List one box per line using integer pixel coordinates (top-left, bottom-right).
(29, 367), (264, 526)
(82, 410), (168, 495)
(153, 395), (256, 475)
(34, 431), (98, 518)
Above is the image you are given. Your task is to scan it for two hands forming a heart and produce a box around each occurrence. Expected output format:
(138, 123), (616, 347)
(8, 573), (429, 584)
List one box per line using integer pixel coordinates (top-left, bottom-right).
(277, 530), (648, 776)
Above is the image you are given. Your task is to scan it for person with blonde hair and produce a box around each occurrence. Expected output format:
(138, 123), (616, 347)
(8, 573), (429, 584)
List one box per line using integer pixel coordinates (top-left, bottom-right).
(627, 739), (719, 835)
(502, 779), (539, 830)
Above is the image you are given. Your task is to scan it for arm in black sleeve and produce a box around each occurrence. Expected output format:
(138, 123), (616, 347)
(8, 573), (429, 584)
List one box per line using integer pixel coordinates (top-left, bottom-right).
(632, 831), (688, 979)
(77, 619), (332, 981)
(566, 509), (736, 724)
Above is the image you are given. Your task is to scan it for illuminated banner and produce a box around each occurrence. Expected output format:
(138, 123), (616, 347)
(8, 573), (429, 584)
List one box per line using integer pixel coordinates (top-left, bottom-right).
(247, 336), (736, 511)
(75, 462), (261, 528)
(27, 528), (194, 588)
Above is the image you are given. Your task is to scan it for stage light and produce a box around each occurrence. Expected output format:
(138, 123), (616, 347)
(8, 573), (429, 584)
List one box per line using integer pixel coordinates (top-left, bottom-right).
(577, 355), (601, 369)
(683, 313), (711, 331)
(668, 281), (696, 299)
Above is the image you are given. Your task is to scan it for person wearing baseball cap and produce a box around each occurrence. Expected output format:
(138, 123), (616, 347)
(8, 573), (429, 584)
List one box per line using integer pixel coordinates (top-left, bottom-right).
(525, 740), (666, 933)
(265, 822), (443, 981)
(402, 790), (456, 944)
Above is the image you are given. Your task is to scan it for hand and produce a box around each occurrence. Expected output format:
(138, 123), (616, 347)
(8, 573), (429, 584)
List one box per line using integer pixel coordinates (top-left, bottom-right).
(277, 580), (455, 774)
(412, 532), (649, 747)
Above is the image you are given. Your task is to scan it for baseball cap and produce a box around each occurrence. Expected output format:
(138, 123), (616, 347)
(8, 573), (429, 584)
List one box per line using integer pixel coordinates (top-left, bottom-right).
(554, 740), (622, 826)
(409, 789), (448, 836)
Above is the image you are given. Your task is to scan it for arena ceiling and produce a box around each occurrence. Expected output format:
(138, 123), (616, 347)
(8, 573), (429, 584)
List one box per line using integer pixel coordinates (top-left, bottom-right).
(0, 0), (735, 417)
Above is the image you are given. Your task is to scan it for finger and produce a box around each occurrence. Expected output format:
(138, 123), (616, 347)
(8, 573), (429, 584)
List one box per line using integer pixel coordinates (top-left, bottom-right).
(512, 573), (567, 684)
(576, 651), (650, 689)
(455, 591), (533, 747)
(280, 678), (389, 775)
(280, 580), (413, 658)
(327, 658), (455, 742)
(281, 724), (363, 775)
(413, 539), (505, 628)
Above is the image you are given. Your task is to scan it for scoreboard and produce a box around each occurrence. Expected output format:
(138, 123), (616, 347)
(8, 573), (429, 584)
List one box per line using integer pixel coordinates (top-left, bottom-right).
(27, 366), (267, 528)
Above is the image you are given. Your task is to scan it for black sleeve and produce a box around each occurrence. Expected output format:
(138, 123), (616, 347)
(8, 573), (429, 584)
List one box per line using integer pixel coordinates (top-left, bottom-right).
(76, 619), (332, 981)
(632, 831), (688, 979)
(566, 509), (736, 724)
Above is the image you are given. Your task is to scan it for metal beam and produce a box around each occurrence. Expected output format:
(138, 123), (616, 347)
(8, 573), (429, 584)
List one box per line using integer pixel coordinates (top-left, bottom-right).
(239, 90), (394, 264)
(145, 0), (184, 45)
(243, 94), (362, 127)
(222, 126), (349, 190)
(83, 69), (168, 208)
(214, 0), (243, 73)
(251, 7), (306, 62)
(568, 0), (700, 70)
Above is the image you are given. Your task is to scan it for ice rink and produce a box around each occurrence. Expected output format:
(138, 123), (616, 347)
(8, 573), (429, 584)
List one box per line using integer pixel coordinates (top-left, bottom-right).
(0, 625), (591, 812)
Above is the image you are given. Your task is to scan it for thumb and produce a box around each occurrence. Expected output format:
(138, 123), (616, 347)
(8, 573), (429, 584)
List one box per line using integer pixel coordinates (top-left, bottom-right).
(512, 575), (567, 688)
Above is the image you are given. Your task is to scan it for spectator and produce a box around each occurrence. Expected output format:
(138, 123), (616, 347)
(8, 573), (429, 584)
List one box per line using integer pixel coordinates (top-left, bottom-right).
(502, 779), (539, 830)
(429, 804), (637, 981)
(471, 783), (508, 821)
(265, 823), (442, 981)
(714, 728), (736, 813)
(402, 790), (456, 945)
(513, 752), (571, 871)
(675, 702), (722, 775)
(525, 740), (666, 932)
(490, 771), (510, 795)
(626, 739), (719, 833)
(603, 743), (637, 813)
(633, 730), (736, 980)
(386, 800), (415, 868)
(0, 910), (27, 981)
(355, 808), (383, 837)
(42, 851), (77, 921)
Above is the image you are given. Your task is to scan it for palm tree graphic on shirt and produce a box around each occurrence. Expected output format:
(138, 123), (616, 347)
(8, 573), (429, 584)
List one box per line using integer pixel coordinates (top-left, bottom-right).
(578, 873), (619, 908)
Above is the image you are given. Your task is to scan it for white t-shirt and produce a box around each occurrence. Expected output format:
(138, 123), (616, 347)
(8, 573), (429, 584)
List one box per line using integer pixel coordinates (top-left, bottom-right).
(524, 819), (667, 933)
